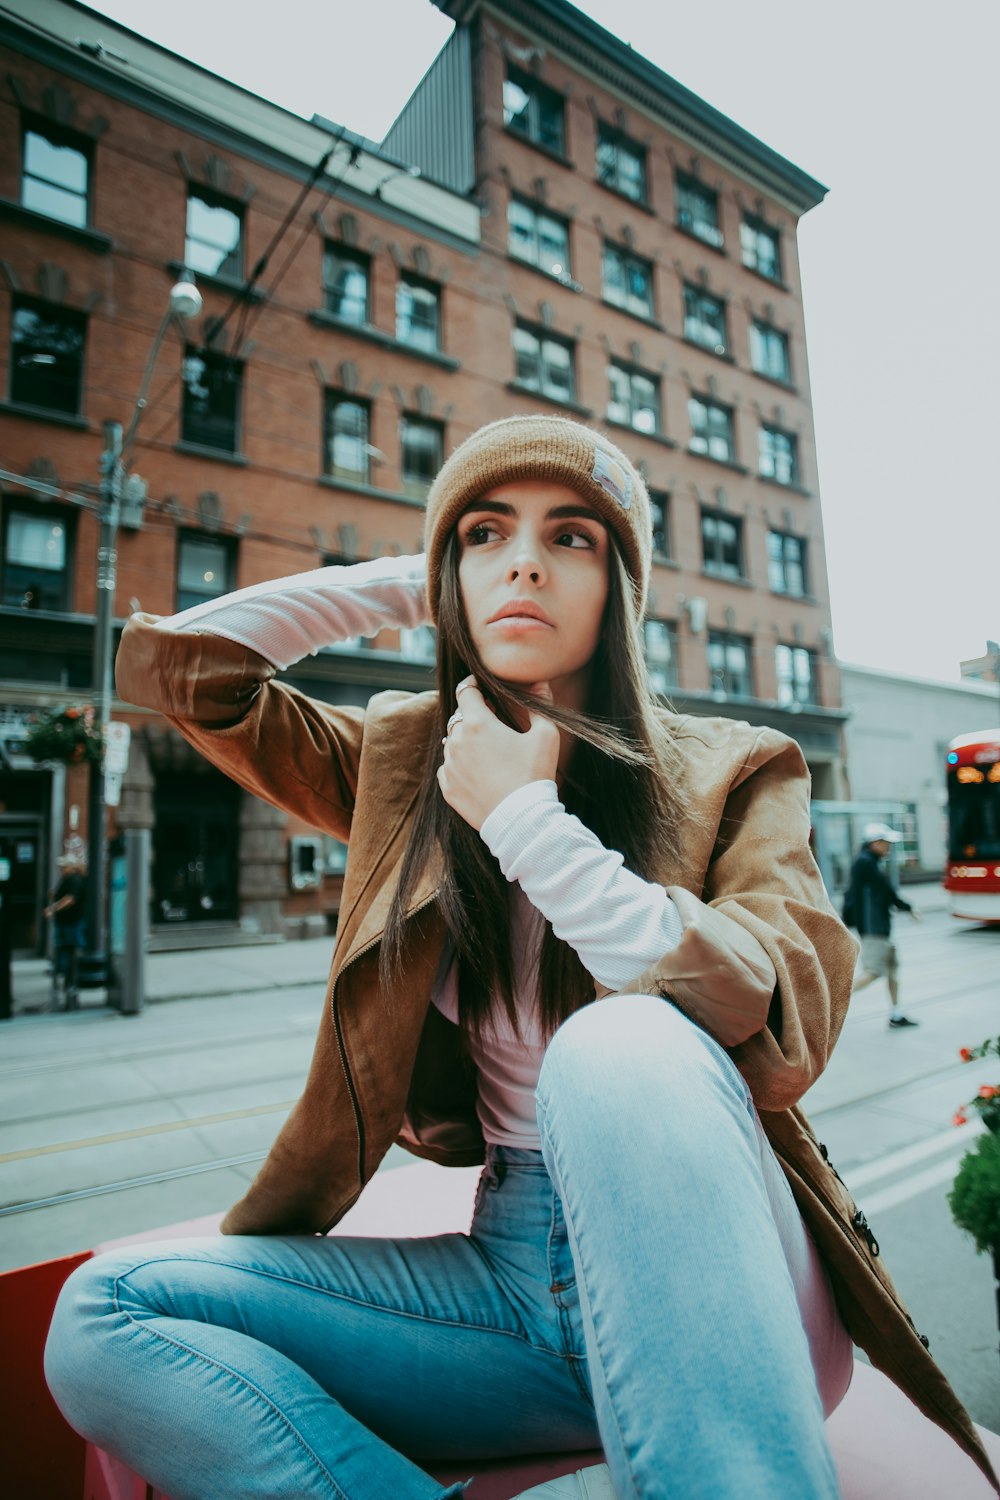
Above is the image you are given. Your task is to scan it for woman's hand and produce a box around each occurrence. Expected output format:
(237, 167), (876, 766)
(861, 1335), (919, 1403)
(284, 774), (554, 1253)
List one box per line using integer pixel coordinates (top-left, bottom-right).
(437, 678), (560, 830)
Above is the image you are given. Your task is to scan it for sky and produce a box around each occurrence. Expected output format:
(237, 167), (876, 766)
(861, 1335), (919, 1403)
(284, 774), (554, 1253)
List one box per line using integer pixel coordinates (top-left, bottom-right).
(87, 0), (999, 684)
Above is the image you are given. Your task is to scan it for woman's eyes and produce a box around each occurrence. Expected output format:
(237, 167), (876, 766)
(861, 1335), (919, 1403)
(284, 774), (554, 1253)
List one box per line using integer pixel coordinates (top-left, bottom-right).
(464, 522), (500, 546)
(462, 523), (599, 549)
(554, 527), (599, 549)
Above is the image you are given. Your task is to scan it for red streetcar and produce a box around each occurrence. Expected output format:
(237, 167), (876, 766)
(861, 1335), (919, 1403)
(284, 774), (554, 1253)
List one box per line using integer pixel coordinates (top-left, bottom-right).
(943, 728), (1000, 922)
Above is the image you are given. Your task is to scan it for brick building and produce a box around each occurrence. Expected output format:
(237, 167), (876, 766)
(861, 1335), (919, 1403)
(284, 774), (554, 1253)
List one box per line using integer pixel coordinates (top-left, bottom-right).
(0, 0), (846, 955)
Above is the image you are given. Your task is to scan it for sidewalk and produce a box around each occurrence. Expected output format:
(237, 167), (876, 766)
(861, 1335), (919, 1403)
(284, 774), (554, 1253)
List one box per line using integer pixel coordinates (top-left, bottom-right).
(9, 934), (334, 1017)
(8, 880), (949, 1018)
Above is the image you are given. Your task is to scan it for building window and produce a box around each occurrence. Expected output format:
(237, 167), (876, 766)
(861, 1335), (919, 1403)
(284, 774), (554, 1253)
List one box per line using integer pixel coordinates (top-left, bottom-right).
(676, 173), (723, 249)
(185, 188), (243, 279)
(324, 395), (371, 484)
(767, 531), (808, 596)
(396, 275), (441, 353)
(513, 325), (576, 403)
(508, 198), (571, 279)
(776, 644), (818, 706)
(758, 424), (799, 485)
(602, 244), (654, 319)
(708, 630), (753, 698)
(741, 217), (781, 281)
(1, 507), (73, 611)
(21, 119), (90, 228)
(503, 67), (565, 155)
(649, 492), (671, 558)
(644, 619), (679, 695)
(688, 396), (735, 463)
(683, 286), (728, 356)
(181, 349), (242, 453)
(323, 245), (369, 324)
(400, 415), (443, 499)
(596, 123), (647, 203)
(176, 532), (234, 612)
(10, 297), (86, 415)
(750, 322), (791, 382)
(701, 509), (744, 580)
(607, 363), (660, 434)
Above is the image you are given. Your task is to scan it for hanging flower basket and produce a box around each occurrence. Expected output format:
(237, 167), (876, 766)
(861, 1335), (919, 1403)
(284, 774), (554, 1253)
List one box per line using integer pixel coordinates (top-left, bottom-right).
(24, 705), (103, 767)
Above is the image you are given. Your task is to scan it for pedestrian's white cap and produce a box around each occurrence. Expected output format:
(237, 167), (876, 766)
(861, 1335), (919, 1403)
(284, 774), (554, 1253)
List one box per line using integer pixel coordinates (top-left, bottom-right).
(862, 821), (903, 844)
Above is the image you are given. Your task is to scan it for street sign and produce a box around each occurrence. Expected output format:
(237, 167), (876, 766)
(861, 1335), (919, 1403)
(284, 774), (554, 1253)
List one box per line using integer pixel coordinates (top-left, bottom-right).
(105, 721), (131, 774)
(104, 772), (122, 808)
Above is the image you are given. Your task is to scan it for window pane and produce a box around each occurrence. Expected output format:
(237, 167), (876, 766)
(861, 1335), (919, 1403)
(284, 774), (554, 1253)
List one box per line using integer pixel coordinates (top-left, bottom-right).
(514, 326), (541, 387)
(508, 199), (537, 263)
(631, 373), (658, 432)
(177, 537), (228, 594)
(603, 245), (627, 305)
(596, 134), (618, 186)
(503, 77), (532, 132)
(325, 399), (369, 481)
(2, 512), (70, 610)
(11, 300), (86, 414)
(24, 130), (87, 194)
(397, 279), (440, 350)
(6, 513), (66, 570)
(324, 249), (368, 323)
(185, 193), (242, 278)
(607, 364), (631, 424)
(626, 260), (652, 316)
(22, 175), (88, 228)
(538, 215), (569, 276)
(650, 497), (669, 557)
(401, 418), (442, 497)
(542, 337), (573, 400)
(644, 619), (678, 693)
(537, 95), (564, 154)
(181, 351), (241, 451)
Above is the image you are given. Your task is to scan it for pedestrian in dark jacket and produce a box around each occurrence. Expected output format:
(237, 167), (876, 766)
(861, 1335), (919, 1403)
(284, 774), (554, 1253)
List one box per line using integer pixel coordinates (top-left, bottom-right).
(844, 822), (920, 1027)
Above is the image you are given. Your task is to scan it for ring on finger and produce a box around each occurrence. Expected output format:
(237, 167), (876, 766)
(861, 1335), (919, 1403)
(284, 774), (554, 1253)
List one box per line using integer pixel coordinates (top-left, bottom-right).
(455, 679), (476, 698)
(446, 709), (464, 732)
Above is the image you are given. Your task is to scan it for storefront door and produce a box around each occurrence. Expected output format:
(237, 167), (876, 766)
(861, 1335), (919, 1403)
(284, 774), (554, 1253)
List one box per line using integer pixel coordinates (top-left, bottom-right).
(152, 771), (239, 925)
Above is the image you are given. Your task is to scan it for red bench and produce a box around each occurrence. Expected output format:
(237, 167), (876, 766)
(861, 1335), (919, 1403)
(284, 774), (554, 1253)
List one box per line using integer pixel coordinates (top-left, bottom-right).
(5, 1159), (1000, 1499)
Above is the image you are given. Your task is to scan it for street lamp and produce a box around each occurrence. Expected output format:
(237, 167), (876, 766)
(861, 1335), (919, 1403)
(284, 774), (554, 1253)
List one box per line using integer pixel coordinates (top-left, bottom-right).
(78, 272), (203, 989)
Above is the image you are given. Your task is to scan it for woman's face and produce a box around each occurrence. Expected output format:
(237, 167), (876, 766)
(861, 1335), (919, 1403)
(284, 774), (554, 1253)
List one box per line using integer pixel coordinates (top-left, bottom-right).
(456, 481), (610, 708)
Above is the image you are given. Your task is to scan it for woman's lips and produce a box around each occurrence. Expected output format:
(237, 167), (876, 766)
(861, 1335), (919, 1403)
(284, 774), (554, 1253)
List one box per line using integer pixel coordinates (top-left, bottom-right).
(486, 600), (555, 626)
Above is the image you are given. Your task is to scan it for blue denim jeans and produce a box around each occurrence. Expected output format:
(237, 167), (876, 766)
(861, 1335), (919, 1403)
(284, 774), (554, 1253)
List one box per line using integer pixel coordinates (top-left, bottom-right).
(46, 997), (852, 1500)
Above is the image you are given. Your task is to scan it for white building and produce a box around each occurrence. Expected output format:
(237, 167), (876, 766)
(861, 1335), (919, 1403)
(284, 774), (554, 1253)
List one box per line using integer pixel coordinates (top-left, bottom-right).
(810, 662), (999, 892)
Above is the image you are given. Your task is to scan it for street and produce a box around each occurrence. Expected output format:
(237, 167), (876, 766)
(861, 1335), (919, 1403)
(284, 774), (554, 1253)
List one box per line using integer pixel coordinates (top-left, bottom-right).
(1, 888), (997, 1427)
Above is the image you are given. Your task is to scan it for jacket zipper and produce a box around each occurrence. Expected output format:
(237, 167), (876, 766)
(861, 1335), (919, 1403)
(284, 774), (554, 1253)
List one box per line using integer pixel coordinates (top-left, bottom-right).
(330, 889), (441, 1188)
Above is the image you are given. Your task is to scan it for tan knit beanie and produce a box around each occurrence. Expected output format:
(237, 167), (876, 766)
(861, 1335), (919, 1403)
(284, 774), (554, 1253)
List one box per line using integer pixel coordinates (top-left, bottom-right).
(423, 414), (652, 623)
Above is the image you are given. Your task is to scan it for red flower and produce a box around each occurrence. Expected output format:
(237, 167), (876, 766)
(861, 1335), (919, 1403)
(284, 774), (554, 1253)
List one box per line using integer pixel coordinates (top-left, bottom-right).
(65, 707), (81, 719)
(959, 1047), (973, 1062)
(978, 1085), (997, 1099)
(952, 1109), (968, 1126)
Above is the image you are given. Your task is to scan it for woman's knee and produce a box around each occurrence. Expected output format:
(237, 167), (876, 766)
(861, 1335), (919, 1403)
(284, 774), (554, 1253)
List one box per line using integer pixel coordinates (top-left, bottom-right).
(540, 993), (723, 1097)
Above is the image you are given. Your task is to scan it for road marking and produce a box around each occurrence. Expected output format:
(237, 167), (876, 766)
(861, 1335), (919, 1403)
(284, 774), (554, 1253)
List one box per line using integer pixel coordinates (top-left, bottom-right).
(0, 1100), (296, 1163)
(860, 1156), (973, 1217)
(845, 1120), (985, 1190)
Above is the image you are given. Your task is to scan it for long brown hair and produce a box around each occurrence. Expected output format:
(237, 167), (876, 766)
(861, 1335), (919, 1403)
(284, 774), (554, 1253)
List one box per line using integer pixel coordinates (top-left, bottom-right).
(381, 528), (685, 1041)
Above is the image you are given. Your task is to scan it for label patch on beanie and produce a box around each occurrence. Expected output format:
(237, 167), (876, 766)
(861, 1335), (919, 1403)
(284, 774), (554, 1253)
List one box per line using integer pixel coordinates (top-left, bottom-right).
(591, 447), (632, 510)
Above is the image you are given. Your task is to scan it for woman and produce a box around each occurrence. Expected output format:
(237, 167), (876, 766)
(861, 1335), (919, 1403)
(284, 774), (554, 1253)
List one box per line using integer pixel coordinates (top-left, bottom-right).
(45, 416), (996, 1499)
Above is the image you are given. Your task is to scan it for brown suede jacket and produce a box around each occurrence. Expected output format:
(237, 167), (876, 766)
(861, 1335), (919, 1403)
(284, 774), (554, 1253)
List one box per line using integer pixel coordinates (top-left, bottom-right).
(116, 614), (998, 1492)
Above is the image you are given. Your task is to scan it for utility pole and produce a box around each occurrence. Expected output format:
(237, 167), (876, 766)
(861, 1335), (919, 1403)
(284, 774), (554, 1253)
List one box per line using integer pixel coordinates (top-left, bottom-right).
(79, 419), (122, 988)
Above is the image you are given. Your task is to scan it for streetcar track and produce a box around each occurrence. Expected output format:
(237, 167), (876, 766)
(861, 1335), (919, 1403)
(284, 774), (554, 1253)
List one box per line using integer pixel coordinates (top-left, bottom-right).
(0, 1150), (269, 1217)
(0, 1098), (296, 1165)
(0, 1069), (307, 1130)
(0, 1023), (318, 1081)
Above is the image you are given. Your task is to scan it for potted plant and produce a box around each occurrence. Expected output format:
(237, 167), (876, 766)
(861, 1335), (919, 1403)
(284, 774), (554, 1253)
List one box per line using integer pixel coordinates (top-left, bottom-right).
(949, 1037), (1000, 1358)
(24, 705), (103, 767)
